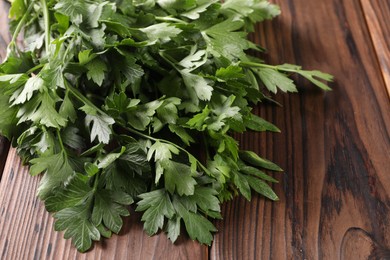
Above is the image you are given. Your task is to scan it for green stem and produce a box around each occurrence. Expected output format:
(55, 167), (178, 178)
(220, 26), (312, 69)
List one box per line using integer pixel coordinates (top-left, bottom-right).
(125, 127), (158, 142)
(123, 125), (212, 176)
(64, 80), (106, 115)
(9, 1), (35, 49)
(239, 61), (297, 73)
(40, 0), (50, 53)
(155, 16), (188, 24)
(239, 61), (277, 70)
(26, 63), (45, 74)
(92, 172), (100, 192)
(56, 129), (66, 152)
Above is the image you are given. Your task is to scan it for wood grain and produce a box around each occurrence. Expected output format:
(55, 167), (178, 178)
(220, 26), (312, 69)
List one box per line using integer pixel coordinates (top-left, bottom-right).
(360, 0), (390, 97)
(0, 149), (208, 260)
(1, 0), (390, 259)
(210, 0), (390, 259)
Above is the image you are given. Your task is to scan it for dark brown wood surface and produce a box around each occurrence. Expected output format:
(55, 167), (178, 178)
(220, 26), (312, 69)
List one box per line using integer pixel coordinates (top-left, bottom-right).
(211, 0), (390, 259)
(0, 0), (389, 259)
(360, 0), (390, 96)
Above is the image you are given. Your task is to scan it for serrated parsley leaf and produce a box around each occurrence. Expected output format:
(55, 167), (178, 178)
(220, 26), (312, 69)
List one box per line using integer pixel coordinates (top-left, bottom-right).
(147, 140), (179, 162)
(8, 0), (26, 20)
(11, 75), (45, 105)
(54, 0), (104, 28)
(257, 68), (297, 93)
(86, 58), (107, 86)
(190, 186), (221, 214)
(204, 19), (249, 60)
(85, 113), (115, 144)
(168, 124), (195, 146)
(221, 0), (281, 29)
(17, 91), (68, 128)
(167, 216), (181, 242)
(92, 189), (133, 234)
(181, 1), (218, 19)
(163, 160), (197, 196)
(136, 189), (175, 235)
(45, 174), (92, 212)
(54, 205), (100, 253)
(30, 151), (76, 199)
(174, 198), (217, 245)
(181, 71), (213, 101)
(140, 23), (182, 43)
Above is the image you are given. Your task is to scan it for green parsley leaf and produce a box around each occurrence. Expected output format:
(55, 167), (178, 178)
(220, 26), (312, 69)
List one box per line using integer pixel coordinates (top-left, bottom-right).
(91, 189), (133, 234)
(257, 68), (297, 93)
(85, 113), (115, 144)
(45, 174), (92, 212)
(1, 0), (333, 251)
(30, 151), (76, 199)
(163, 160), (197, 196)
(136, 189), (175, 235)
(173, 197), (217, 245)
(86, 58), (107, 86)
(0, 90), (18, 139)
(54, 205), (100, 252)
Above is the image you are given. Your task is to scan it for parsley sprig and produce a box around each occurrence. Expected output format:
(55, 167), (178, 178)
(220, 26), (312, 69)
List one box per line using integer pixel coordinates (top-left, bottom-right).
(0, 0), (332, 252)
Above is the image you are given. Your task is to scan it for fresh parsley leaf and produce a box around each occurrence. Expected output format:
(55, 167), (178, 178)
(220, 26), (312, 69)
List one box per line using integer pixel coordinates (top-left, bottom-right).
(45, 174), (92, 212)
(86, 58), (107, 86)
(173, 197), (217, 245)
(1, 0), (333, 251)
(0, 89), (18, 139)
(54, 205), (100, 252)
(136, 189), (175, 235)
(163, 160), (197, 196)
(30, 150), (76, 199)
(85, 113), (115, 144)
(257, 68), (298, 93)
(91, 189), (133, 234)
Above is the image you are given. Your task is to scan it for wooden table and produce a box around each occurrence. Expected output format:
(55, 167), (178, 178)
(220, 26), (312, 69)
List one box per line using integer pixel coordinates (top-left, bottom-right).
(0, 0), (389, 259)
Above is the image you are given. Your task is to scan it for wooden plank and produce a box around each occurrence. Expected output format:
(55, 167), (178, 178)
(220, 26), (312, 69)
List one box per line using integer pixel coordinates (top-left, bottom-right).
(210, 0), (390, 259)
(0, 148), (208, 260)
(360, 0), (390, 97)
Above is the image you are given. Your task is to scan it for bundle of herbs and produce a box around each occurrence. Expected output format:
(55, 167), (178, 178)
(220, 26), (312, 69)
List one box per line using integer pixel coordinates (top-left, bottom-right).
(0, 0), (332, 252)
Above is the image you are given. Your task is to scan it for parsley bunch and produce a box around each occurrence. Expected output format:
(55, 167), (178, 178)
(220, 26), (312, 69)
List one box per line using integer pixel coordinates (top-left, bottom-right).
(0, 0), (332, 252)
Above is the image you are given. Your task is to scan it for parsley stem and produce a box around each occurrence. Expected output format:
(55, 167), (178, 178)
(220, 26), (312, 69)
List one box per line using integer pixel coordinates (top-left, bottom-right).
(122, 125), (212, 176)
(40, 0), (50, 53)
(155, 16), (188, 24)
(240, 61), (295, 73)
(26, 64), (45, 75)
(8, 1), (35, 53)
(56, 129), (67, 157)
(64, 79), (106, 115)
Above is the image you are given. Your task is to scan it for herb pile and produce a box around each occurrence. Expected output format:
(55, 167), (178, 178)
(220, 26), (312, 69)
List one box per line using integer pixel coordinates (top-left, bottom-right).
(0, 0), (332, 252)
